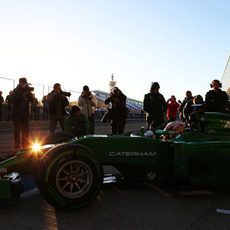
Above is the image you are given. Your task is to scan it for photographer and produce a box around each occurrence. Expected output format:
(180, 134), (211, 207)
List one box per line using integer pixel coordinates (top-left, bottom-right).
(105, 87), (127, 134)
(78, 85), (97, 134)
(12, 77), (34, 151)
(47, 83), (70, 134)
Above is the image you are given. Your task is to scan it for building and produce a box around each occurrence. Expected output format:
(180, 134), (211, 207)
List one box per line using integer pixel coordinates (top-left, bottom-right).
(92, 74), (143, 113)
(221, 55), (230, 97)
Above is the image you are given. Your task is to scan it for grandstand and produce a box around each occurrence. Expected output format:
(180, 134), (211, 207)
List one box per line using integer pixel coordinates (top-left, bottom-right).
(93, 90), (143, 113)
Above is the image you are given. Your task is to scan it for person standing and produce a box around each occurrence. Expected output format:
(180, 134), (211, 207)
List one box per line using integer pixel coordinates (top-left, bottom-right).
(105, 87), (127, 134)
(143, 82), (167, 130)
(12, 77), (34, 150)
(5, 91), (13, 121)
(42, 95), (49, 120)
(0, 91), (4, 121)
(47, 83), (70, 134)
(205, 79), (228, 113)
(78, 85), (97, 134)
(179, 90), (194, 124)
(166, 95), (180, 121)
(30, 93), (39, 120)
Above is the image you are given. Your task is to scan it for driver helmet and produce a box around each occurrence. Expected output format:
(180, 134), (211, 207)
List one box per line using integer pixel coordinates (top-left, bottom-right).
(164, 121), (186, 135)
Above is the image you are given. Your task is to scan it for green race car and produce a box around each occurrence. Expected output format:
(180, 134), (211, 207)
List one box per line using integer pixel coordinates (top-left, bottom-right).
(0, 112), (230, 210)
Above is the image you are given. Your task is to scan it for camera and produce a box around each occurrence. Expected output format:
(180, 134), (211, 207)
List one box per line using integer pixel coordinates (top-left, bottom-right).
(82, 91), (91, 98)
(60, 91), (71, 97)
(25, 84), (34, 92)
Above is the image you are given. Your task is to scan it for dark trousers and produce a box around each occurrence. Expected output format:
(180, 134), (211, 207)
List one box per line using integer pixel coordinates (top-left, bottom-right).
(7, 105), (12, 121)
(13, 118), (29, 149)
(111, 113), (126, 135)
(43, 108), (49, 120)
(147, 114), (164, 130)
(30, 107), (39, 120)
(88, 115), (95, 134)
(50, 116), (65, 134)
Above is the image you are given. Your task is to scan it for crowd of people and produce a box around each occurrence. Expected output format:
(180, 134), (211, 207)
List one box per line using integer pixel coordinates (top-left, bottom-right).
(0, 77), (229, 152)
(143, 79), (229, 133)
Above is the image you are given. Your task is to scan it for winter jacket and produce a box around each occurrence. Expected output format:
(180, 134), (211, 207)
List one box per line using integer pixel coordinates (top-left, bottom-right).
(12, 85), (34, 119)
(205, 89), (228, 112)
(105, 92), (127, 119)
(143, 92), (167, 117)
(47, 90), (69, 117)
(166, 99), (179, 121)
(78, 93), (97, 118)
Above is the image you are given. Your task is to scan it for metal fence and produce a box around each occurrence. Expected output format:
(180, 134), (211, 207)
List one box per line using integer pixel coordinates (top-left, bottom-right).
(0, 76), (81, 102)
(0, 103), (145, 122)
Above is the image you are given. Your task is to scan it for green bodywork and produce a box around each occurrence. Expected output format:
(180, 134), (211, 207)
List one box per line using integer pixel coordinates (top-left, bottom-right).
(0, 112), (230, 196)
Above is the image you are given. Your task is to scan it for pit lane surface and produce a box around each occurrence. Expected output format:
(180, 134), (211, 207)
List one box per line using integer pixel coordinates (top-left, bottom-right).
(1, 183), (230, 230)
(1, 120), (230, 229)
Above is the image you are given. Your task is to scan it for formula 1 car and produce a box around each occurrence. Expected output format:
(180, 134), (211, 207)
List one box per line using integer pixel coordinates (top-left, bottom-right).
(0, 112), (230, 210)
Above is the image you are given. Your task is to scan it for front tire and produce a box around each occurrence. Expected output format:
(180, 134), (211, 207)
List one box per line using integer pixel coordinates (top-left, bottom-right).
(36, 144), (103, 210)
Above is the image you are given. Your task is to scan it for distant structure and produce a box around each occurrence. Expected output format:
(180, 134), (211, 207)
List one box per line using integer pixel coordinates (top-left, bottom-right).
(109, 74), (116, 90)
(93, 89), (143, 113)
(0, 74), (143, 113)
(93, 74), (143, 113)
(221, 56), (230, 96)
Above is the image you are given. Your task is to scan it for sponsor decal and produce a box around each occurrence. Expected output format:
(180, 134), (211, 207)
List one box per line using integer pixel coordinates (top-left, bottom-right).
(109, 151), (157, 157)
(0, 167), (7, 174)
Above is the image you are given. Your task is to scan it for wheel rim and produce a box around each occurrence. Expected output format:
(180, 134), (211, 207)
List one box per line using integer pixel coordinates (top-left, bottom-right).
(56, 160), (93, 199)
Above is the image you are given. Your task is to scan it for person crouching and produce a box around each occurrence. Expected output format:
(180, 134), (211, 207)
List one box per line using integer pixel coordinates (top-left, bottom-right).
(64, 106), (89, 138)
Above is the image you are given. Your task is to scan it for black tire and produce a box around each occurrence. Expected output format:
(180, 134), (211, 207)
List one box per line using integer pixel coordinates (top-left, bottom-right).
(43, 132), (75, 145)
(36, 144), (103, 210)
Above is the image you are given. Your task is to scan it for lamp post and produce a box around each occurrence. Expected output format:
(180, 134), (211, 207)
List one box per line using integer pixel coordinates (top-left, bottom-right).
(109, 74), (116, 91)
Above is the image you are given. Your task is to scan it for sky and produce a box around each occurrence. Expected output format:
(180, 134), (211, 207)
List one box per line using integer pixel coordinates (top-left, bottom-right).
(0, 0), (230, 102)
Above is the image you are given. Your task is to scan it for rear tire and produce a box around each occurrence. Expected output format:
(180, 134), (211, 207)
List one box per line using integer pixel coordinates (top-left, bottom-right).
(36, 144), (103, 210)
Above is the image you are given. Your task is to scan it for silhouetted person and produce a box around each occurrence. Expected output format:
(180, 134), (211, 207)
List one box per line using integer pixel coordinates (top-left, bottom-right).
(12, 77), (34, 150)
(78, 85), (97, 134)
(5, 90), (13, 121)
(30, 93), (39, 120)
(143, 82), (167, 130)
(64, 105), (88, 138)
(205, 79), (228, 113)
(105, 87), (127, 134)
(42, 95), (49, 120)
(189, 95), (205, 130)
(47, 83), (70, 134)
(179, 90), (194, 125)
(166, 95), (180, 121)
